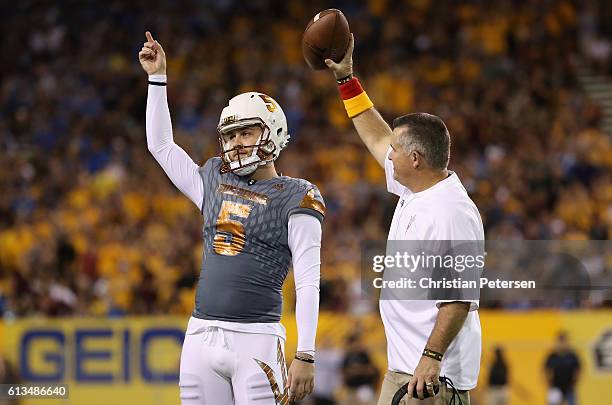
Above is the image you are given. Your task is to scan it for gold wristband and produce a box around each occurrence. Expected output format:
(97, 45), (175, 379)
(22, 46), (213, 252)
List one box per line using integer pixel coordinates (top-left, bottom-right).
(343, 92), (374, 118)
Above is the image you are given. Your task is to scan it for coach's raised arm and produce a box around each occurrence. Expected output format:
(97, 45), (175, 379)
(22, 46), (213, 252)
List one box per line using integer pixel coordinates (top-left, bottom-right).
(324, 35), (390, 168)
(326, 35), (484, 405)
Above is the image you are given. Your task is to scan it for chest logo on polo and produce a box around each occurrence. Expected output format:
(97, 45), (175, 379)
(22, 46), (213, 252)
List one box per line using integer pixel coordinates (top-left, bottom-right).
(406, 215), (416, 231)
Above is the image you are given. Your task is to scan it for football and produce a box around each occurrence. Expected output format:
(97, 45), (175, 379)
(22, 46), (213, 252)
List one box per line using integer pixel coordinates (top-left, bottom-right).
(302, 9), (351, 70)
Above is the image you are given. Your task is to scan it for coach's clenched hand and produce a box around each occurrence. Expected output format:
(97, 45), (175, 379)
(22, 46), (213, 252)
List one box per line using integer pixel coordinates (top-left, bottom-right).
(324, 33), (354, 80)
(139, 31), (166, 75)
(287, 358), (314, 403)
(408, 355), (441, 400)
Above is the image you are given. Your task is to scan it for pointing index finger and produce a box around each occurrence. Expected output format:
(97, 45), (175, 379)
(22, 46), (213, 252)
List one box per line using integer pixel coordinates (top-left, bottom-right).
(145, 31), (154, 43)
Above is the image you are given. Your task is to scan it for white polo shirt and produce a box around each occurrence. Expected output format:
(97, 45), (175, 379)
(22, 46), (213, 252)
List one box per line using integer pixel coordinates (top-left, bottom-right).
(381, 148), (484, 390)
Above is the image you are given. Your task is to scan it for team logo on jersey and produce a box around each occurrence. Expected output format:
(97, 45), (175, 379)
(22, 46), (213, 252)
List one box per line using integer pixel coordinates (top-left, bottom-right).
(299, 188), (325, 216)
(217, 184), (268, 205)
(254, 340), (288, 405)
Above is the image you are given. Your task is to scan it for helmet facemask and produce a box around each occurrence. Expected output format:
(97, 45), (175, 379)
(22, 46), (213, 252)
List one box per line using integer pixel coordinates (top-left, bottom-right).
(217, 92), (289, 176)
(218, 119), (277, 176)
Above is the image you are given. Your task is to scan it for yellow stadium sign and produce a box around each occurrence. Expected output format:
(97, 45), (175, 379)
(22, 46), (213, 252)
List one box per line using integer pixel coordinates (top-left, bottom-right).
(1, 317), (186, 405)
(1, 311), (611, 405)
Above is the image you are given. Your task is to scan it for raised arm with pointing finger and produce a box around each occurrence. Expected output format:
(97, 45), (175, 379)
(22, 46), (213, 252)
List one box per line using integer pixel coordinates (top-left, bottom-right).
(139, 31), (204, 208)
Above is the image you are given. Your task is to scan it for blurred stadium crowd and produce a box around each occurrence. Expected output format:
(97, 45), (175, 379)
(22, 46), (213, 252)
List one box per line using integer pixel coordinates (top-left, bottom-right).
(0, 0), (611, 319)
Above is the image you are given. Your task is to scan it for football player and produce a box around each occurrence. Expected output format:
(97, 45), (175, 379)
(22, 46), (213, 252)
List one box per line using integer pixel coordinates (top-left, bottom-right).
(139, 31), (324, 405)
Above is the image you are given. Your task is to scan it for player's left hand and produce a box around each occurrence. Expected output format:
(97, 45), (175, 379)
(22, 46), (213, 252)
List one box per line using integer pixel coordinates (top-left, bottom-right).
(287, 358), (314, 403)
(407, 355), (441, 400)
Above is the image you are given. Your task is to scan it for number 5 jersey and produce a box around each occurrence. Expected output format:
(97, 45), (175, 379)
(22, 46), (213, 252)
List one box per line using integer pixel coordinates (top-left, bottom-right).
(195, 157), (325, 323)
(145, 77), (324, 346)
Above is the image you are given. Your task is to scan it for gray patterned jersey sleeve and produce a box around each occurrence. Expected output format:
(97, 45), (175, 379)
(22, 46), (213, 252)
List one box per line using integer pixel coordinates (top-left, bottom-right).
(286, 182), (325, 223)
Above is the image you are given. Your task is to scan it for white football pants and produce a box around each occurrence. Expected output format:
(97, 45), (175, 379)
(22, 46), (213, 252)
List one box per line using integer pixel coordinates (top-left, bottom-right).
(179, 326), (288, 405)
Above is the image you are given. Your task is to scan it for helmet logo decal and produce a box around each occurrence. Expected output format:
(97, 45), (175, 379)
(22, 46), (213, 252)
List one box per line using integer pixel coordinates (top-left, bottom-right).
(258, 94), (277, 112)
(222, 115), (238, 125)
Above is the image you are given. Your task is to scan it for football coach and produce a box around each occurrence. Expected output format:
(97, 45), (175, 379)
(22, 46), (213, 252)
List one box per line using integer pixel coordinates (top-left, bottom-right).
(325, 35), (484, 405)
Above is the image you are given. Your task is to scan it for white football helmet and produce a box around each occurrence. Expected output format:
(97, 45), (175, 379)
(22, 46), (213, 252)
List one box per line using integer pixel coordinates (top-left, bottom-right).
(217, 92), (290, 176)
